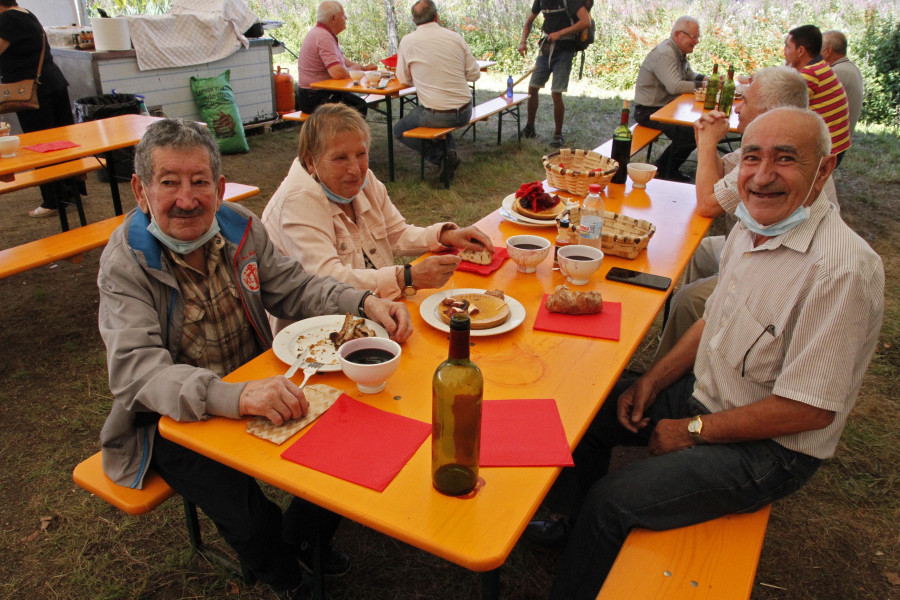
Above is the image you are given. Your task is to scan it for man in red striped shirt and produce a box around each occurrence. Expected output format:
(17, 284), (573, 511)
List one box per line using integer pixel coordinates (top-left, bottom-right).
(784, 24), (851, 166)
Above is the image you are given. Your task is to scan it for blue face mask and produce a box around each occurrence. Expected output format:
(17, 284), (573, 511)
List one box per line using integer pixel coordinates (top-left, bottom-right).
(318, 173), (369, 205)
(145, 197), (221, 255)
(735, 202), (809, 237)
(735, 156), (822, 238)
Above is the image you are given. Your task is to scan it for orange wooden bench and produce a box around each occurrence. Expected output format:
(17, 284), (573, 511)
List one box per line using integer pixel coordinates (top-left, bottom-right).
(597, 505), (772, 600)
(593, 124), (663, 162)
(281, 110), (310, 123)
(402, 92), (530, 188)
(0, 182), (259, 280)
(0, 156), (107, 231)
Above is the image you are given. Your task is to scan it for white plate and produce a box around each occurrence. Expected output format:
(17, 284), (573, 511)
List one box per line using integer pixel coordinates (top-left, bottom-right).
(273, 315), (389, 372)
(500, 194), (559, 227)
(419, 288), (526, 337)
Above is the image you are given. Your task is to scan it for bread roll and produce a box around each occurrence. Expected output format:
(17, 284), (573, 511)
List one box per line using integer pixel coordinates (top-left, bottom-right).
(545, 285), (603, 314)
(459, 248), (493, 265)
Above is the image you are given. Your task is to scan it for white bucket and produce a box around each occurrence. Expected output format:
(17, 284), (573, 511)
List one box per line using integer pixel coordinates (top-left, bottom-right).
(91, 17), (132, 51)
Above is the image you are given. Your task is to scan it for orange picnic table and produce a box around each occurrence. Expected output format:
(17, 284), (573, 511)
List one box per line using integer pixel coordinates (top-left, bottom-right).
(650, 93), (742, 132)
(159, 178), (711, 598)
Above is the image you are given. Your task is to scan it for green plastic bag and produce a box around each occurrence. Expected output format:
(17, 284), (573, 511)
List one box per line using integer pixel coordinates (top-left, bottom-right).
(189, 70), (249, 154)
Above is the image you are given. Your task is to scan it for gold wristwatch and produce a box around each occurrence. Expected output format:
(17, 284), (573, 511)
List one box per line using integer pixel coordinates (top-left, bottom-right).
(688, 415), (705, 444)
(402, 264), (417, 297)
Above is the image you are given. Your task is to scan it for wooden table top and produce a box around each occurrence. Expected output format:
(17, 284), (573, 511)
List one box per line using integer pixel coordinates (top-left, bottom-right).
(650, 93), (741, 132)
(310, 77), (407, 96)
(0, 114), (161, 177)
(159, 178), (711, 572)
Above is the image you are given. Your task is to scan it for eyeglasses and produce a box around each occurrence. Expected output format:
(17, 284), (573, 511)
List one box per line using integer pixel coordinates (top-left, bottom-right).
(678, 30), (701, 42)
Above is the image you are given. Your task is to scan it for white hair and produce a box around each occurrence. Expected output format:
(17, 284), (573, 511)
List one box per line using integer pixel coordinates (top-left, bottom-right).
(670, 16), (699, 39)
(751, 66), (809, 110)
(317, 0), (343, 23)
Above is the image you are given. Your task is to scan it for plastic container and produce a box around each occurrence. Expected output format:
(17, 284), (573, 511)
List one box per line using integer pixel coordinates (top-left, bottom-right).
(578, 184), (605, 249)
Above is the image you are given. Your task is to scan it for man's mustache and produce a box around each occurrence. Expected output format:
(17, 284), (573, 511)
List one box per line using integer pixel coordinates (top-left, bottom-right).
(169, 206), (205, 218)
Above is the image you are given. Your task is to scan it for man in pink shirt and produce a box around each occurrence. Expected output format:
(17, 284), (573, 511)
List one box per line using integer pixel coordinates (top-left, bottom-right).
(295, 1), (375, 116)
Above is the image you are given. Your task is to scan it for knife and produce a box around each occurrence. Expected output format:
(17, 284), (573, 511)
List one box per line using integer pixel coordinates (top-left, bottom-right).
(284, 349), (310, 378)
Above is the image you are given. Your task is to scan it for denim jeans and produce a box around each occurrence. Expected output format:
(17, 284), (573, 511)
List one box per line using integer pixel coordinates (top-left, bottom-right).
(393, 104), (472, 166)
(549, 376), (822, 600)
(634, 104), (697, 178)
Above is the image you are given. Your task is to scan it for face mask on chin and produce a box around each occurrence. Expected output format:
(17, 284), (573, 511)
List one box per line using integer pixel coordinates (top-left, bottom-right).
(312, 159), (368, 205)
(145, 195), (220, 255)
(735, 156), (823, 238)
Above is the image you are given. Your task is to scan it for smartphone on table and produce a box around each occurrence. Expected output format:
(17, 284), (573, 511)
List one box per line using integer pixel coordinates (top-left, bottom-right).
(605, 267), (672, 291)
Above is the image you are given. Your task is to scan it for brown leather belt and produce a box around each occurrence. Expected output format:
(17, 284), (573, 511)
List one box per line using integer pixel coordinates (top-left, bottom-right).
(423, 101), (472, 114)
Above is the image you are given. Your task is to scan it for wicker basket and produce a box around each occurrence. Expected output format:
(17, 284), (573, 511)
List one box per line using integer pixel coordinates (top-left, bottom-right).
(601, 210), (656, 259)
(543, 149), (618, 197)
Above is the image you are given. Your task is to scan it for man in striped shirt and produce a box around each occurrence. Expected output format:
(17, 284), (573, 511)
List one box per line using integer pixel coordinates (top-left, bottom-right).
(547, 107), (884, 600)
(784, 24), (852, 166)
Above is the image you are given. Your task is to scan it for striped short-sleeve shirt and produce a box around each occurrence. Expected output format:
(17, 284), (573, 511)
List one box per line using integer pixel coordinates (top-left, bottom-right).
(799, 59), (852, 155)
(694, 194), (884, 459)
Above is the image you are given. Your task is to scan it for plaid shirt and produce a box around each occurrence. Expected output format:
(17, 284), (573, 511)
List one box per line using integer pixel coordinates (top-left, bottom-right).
(168, 234), (258, 377)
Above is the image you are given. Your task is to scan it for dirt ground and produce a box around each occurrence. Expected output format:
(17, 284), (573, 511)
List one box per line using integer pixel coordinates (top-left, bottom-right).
(0, 112), (897, 599)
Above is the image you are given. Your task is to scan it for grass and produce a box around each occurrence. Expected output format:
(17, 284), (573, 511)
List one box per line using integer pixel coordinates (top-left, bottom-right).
(0, 75), (896, 599)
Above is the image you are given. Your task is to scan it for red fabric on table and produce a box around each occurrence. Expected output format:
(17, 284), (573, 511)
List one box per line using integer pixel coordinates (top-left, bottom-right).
(436, 247), (509, 275)
(480, 399), (573, 467)
(381, 54), (398, 68)
(533, 295), (622, 340)
(281, 394), (431, 492)
(23, 141), (80, 153)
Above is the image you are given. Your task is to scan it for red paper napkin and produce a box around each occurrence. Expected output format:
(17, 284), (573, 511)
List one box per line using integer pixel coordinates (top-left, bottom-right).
(381, 54), (398, 68)
(480, 399), (573, 467)
(23, 141), (80, 153)
(281, 394), (431, 492)
(533, 295), (621, 340)
(436, 247), (509, 275)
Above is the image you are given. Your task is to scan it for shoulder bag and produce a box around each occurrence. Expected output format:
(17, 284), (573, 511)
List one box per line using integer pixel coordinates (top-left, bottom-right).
(0, 28), (46, 114)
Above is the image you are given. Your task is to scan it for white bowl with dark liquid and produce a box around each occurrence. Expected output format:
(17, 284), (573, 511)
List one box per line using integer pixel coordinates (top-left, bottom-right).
(506, 235), (551, 273)
(338, 337), (402, 394)
(558, 244), (604, 285)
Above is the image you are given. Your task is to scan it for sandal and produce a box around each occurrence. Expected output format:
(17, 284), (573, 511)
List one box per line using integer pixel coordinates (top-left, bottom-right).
(28, 206), (57, 218)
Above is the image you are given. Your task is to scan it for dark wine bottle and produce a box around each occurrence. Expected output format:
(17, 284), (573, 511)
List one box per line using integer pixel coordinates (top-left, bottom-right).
(610, 100), (632, 184)
(432, 313), (483, 496)
(703, 63), (719, 110)
(718, 66), (736, 117)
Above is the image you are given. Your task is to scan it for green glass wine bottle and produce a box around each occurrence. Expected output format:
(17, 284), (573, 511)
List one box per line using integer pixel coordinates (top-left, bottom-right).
(432, 313), (483, 496)
(610, 100), (632, 184)
(718, 66), (736, 117)
(703, 63), (719, 110)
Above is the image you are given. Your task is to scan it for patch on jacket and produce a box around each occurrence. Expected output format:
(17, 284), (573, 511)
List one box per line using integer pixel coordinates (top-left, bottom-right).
(241, 261), (261, 292)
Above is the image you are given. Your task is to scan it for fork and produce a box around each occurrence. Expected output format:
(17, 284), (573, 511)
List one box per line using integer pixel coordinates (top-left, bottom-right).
(297, 359), (324, 389)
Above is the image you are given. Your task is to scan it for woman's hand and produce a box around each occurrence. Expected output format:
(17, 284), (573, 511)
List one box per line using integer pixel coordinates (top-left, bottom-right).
(411, 255), (461, 289)
(439, 225), (495, 254)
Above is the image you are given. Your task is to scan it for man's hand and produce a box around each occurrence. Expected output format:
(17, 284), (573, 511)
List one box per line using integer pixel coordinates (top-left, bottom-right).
(649, 418), (695, 455)
(517, 41), (528, 57)
(439, 225), (495, 254)
(411, 255), (462, 290)
(616, 376), (658, 433)
(694, 111), (730, 148)
(364, 295), (413, 343)
(239, 377), (308, 426)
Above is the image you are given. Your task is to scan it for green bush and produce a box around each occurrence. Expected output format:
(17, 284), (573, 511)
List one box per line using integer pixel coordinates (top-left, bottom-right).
(859, 15), (900, 127)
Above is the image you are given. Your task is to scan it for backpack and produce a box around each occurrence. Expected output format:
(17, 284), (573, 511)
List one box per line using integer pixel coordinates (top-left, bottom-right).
(541, 0), (595, 51)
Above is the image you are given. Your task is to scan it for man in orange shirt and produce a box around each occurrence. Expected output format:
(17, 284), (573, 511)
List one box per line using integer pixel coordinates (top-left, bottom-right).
(783, 24), (852, 166)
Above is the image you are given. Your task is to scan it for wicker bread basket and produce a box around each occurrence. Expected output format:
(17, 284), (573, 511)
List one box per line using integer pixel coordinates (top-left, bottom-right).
(600, 211), (656, 259)
(543, 149), (618, 196)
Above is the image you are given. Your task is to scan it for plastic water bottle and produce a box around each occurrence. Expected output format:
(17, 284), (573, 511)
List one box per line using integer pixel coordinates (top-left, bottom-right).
(506, 76), (514, 100)
(578, 184), (605, 250)
(135, 94), (150, 116)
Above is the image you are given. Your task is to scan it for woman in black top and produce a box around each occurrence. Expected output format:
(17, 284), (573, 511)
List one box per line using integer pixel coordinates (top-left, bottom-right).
(0, 0), (81, 217)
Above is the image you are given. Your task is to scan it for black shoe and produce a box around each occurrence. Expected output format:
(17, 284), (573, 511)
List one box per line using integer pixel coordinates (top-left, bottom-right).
(293, 541), (352, 577)
(522, 124), (537, 138)
(273, 577), (313, 600)
(550, 132), (565, 148)
(523, 517), (572, 548)
(439, 149), (460, 182)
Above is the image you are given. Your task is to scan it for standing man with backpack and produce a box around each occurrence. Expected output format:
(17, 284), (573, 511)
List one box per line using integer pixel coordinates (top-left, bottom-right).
(518, 0), (592, 147)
